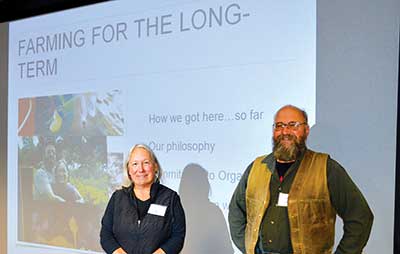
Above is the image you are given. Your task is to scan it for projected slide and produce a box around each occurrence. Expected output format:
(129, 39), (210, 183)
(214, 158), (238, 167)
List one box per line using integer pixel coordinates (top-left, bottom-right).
(8, 1), (316, 253)
(18, 91), (124, 136)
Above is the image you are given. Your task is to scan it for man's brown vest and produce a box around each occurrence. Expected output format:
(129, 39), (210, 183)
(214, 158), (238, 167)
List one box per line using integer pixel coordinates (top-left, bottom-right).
(245, 150), (336, 254)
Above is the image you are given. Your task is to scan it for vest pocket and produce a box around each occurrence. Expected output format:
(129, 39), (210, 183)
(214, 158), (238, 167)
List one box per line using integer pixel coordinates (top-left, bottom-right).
(302, 223), (334, 253)
(298, 199), (330, 225)
(299, 199), (334, 252)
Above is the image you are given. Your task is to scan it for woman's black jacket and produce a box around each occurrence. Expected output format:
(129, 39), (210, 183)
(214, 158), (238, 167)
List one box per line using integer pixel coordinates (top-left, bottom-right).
(100, 183), (186, 254)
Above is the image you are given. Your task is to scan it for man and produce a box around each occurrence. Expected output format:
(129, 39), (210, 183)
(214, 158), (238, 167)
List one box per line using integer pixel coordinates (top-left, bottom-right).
(33, 142), (65, 202)
(228, 105), (373, 254)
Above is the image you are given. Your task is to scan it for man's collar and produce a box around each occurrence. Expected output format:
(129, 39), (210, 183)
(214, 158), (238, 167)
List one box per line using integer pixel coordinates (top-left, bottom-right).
(262, 148), (308, 172)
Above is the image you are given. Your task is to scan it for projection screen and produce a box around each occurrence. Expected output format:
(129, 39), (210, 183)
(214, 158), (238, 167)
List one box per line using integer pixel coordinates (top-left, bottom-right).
(4, 0), (398, 253)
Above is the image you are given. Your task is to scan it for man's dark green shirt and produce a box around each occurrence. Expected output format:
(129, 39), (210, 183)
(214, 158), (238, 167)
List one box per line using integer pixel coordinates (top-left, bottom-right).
(228, 150), (374, 254)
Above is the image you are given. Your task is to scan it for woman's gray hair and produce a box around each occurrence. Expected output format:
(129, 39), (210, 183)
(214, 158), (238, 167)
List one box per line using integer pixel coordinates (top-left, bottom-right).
(125, 143), (162, 182)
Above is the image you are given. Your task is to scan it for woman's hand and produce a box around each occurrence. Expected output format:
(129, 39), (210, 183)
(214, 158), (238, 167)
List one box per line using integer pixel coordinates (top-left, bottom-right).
(152, 248), (166, 254)
(112, 247), (127, 254)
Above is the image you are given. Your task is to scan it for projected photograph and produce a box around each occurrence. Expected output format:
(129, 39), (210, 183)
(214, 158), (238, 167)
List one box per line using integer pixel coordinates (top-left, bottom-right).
(18, 90), (124, 136)
(105, 152), (126, 196)
(17, 135), (122, 251)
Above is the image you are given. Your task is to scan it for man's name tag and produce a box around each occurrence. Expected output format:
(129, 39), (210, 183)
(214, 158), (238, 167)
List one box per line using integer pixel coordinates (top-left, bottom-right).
(277, 193), (289, 207)
(148, 204), (167, 217)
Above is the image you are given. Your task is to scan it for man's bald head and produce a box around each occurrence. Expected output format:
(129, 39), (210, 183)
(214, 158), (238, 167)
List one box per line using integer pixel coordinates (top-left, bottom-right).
(274, 105), (308, 124)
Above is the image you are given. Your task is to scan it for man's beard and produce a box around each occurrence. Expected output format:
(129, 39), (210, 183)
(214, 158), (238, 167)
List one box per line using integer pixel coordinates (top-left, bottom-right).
(273, 134), (306, 162)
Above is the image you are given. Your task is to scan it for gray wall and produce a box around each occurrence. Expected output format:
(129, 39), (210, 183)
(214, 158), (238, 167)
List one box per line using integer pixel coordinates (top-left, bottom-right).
(0, 0), (399, 253)
(309, 0), (399, 253)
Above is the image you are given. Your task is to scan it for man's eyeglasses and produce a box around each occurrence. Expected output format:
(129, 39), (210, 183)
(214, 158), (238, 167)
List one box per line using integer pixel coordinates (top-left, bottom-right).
(273, 121), (307, 131)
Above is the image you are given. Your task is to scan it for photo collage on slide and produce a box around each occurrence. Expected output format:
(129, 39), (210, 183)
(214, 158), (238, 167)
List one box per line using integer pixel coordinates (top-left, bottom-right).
(17, 90), (124, 251)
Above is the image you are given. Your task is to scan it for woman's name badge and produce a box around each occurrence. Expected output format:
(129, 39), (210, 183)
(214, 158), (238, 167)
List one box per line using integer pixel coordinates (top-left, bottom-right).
(277, 193), (288, 207)
(148, 204), (167, 216)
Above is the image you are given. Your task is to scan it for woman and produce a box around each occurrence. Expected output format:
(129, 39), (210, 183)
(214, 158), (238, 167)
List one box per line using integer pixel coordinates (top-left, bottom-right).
(52, 160), (85, 203)
(100, 144), (186, 254)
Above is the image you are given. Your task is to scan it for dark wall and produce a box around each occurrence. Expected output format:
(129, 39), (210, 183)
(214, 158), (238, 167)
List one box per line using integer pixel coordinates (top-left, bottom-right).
(395, 30), (400, 254)
(0, 22), (8, 254)
(0, 0), (108, 22)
